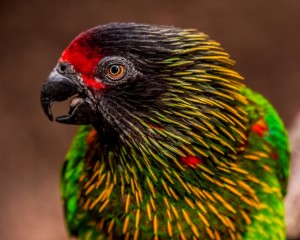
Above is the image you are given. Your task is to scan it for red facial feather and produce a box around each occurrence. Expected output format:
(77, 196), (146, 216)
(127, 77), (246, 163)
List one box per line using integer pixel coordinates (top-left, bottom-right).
(60, 31), (106, 90)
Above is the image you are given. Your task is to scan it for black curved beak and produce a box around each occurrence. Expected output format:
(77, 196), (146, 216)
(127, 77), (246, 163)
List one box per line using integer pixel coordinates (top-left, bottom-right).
(40, 67), (96, 125)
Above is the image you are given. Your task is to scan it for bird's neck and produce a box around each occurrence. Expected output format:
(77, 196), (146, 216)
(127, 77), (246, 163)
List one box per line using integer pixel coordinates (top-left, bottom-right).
(78, 128), (259, 239)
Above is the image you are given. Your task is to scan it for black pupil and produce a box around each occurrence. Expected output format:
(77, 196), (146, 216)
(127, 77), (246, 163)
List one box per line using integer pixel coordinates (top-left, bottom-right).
(110, 65), (120, 75)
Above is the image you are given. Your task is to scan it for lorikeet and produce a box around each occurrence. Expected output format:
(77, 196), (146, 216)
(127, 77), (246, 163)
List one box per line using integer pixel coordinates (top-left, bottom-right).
(40, 23), (289, 239)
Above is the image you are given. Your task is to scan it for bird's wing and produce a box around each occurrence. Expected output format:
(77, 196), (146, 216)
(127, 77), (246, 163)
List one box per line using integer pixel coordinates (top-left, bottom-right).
(239, 87), (289, 239)
(242, 87), (290, 196)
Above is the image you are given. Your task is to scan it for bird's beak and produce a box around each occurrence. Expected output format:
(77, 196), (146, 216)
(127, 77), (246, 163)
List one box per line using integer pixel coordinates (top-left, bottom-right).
(40, 68), (96, 125)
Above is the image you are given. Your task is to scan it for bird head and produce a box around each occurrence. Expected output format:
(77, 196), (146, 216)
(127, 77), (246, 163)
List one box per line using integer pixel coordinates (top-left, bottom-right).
(41, 23), (247, 162)
(41, 24), (177, 132)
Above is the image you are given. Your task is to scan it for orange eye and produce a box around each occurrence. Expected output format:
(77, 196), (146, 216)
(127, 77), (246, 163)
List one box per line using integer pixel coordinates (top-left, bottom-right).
(106, 64), (125, 79)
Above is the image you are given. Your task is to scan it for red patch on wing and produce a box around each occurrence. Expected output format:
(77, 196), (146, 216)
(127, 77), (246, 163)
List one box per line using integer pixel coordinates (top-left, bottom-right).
(270, 150), (279, 160)
(251, 118), (269, 136)
(148, 124), (163, 131)
(181, 156), (203, 167)
(60, 31), (106, 90)
(86, 129), (97, 146)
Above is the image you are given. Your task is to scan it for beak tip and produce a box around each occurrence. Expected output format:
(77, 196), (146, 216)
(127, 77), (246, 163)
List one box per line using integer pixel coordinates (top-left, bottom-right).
(40, 96), (54, 122)
(45, 105), (54, 121)
(44, 107), (54, 122)
(48, 114), (54, 122)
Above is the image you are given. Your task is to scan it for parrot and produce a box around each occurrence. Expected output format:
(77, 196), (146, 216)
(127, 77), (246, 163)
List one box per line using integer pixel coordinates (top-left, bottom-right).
(40, 23), (289, 240)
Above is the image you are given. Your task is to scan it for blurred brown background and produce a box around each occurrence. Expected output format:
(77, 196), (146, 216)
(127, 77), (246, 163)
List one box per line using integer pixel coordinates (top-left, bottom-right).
(0, 0), (299, 239)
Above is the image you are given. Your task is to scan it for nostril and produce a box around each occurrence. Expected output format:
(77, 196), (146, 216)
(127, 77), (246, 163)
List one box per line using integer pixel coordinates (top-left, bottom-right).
(59, 63), (67, 73)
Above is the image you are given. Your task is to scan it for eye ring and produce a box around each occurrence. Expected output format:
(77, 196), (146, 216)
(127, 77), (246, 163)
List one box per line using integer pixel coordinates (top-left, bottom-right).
(106, 64), (125, 80)
(98, 56), (138, 86)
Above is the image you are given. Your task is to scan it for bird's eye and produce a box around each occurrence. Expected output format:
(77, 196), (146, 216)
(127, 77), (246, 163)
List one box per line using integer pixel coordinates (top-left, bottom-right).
(106, 64), (125, 80)
(98, 56), (137, 85)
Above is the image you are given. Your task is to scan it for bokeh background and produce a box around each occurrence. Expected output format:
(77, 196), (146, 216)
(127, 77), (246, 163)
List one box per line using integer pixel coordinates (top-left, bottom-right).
(1, 0), (299, 239)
